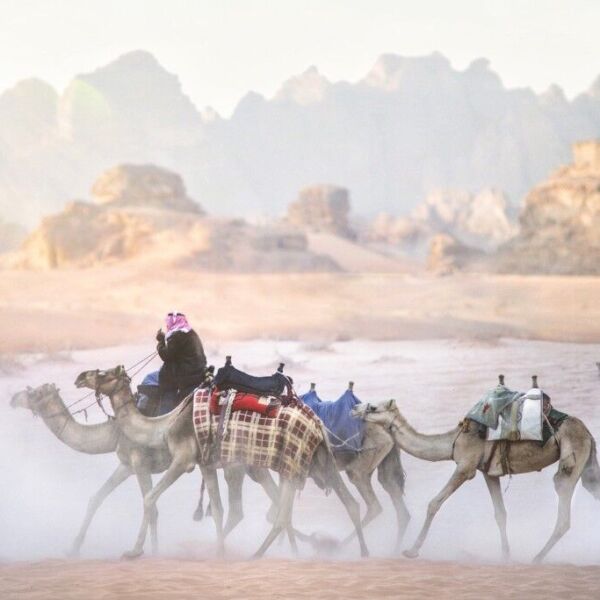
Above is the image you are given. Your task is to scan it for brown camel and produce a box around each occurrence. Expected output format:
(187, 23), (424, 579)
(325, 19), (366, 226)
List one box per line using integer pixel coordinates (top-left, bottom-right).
(75, 366), (369, 559)
(352, 398), (600, 562)
(10, 383), (277, 556)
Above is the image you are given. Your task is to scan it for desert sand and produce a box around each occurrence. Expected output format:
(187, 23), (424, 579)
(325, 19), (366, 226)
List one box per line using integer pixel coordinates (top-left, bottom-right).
(2, 338), (600, 598)
(2, 269), (600, 355)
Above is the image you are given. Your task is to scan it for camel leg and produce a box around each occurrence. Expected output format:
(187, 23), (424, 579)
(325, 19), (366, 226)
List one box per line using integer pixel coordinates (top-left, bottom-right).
(202, 467), (225, 557)
(247, 467), (280, 522)
(330, 471), (369, 557)
(193, 475), (205, 521)
(342, 473), (382, 544)
(378, 456), (411, 553)
(123, 460), (188, 559)
(223, 465), (244, 537)
(404, 466), (474, 559)
(68, 463), (132, 557)
(483, 473), (510, 560)
(253, 480), (296, 559)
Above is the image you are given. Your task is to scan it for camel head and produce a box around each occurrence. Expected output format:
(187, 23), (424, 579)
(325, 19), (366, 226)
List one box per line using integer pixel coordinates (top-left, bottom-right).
(74, 365), (130, 395)
(10, 383), (60, 414)
(351, 398), (398, 427)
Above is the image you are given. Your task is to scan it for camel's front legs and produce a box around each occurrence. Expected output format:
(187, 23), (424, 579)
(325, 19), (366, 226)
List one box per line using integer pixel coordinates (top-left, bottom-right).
(69, 463), (132, 557)
(342, 473), (382, 544)
(123, 460), (189, 560)
(483, 473), (510, 560)
(330, 470), (369, 557)
(404, 466), (474, 559)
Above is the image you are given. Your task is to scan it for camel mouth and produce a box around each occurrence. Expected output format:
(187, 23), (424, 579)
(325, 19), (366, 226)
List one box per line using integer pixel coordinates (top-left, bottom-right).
(74, 374), (88, 389)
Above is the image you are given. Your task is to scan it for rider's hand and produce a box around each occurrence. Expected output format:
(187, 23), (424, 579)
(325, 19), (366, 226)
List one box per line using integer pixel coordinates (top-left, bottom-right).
(156, 329), (165, 342)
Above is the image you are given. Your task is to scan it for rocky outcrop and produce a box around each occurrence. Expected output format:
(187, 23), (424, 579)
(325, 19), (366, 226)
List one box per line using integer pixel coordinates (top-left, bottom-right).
(91, 164), (202, 213)
(9, 165), (339, 272)
(286, 185), (354, 238)
(426, 233), (483, 275)
(497, 140), (600, 274)
(368, 188), (516, 254)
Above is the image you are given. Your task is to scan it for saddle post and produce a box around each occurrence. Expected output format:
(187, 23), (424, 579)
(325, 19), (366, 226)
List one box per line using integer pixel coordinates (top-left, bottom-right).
(348, 381), (354, 391)
(310, 383), (316, 391)
(277, 363), (285, 373)
(532, 375), (538, 389)
(498, 374), (505, 386)
(225, 356), (232, 367)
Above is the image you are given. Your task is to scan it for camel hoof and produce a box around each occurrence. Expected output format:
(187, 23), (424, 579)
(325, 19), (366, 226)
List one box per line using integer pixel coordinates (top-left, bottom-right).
(122, 549), (144, 560)
(192, 507), (204, 522)
(66, 547), (81, 559)
(360, 548), (370, 559)
(403, 549), (419, 559)
(532, 554), (544, 565)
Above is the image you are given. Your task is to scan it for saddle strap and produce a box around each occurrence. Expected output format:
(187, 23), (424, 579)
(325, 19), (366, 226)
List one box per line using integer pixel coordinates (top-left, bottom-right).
(483, 440), (500, 474)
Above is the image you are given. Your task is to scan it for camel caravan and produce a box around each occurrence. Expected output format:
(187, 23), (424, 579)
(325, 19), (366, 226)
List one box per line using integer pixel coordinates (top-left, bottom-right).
(9, 312), (600, 562)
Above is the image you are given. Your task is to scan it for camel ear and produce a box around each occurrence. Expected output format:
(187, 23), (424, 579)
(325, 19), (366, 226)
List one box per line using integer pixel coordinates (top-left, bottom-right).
(385, 399), (397, 410)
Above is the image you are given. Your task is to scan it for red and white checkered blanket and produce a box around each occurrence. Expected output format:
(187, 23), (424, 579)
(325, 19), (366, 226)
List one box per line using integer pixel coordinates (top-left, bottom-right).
(193, 388), (324, 484)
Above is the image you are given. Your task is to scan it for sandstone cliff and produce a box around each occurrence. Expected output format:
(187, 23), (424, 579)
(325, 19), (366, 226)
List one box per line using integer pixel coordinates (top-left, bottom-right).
(497, 140), (600, 274)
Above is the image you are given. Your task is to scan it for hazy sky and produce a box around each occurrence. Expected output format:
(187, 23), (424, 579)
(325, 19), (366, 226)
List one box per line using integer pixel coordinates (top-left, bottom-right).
(2, 0), (599, 116)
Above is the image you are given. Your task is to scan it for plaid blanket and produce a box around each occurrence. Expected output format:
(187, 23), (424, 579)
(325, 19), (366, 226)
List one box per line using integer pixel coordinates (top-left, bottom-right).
(193, 388), (324, 484)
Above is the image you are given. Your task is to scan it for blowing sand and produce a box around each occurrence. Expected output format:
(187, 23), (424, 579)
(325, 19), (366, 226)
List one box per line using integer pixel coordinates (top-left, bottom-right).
(2, 338), (600, 598)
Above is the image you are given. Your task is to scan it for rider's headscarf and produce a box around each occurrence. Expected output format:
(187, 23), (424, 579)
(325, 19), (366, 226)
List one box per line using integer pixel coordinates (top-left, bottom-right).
(165, 311), (191, 339)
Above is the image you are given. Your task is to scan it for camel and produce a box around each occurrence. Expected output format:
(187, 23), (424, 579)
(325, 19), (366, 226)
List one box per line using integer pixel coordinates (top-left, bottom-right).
(10, 383), (277, 556)
(292, 383), (410, 551)
(75, 366), (369, 559)
(352, 397), (600, 562)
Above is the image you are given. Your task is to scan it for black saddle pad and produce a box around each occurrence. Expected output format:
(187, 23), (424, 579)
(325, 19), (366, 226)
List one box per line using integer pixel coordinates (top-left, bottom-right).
(214, 364), (289, 396)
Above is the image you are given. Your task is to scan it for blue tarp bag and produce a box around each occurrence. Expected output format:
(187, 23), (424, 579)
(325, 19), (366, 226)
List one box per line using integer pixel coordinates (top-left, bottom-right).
(301, 388), (364, 453)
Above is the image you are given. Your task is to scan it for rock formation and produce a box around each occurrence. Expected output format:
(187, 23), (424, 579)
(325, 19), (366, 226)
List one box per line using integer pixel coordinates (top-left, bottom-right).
(8, 164), (339, 272)
(368, 188), (516, 254)
(426, 233), (483, 275)
(497, 140), (600, 274)
(91, 164), (201, 213)
(286, 185), (354, 238)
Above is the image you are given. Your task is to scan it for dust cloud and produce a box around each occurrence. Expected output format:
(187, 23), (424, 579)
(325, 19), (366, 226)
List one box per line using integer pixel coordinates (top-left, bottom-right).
(2, 339), (600, 564)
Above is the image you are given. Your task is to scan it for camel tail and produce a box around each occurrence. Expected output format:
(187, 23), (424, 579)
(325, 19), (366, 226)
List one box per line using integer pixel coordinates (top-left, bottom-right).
(582, 437), (600, 500)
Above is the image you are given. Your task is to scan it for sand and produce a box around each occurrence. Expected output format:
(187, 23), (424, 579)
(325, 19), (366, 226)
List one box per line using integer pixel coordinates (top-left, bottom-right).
(2, 558), (600, 600)
(2, 269), (600, 354)
(3, 338), (600, 598)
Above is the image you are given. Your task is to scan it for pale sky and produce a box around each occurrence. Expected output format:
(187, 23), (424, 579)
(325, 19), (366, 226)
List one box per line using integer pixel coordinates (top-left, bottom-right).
(2, 0), (599, 116)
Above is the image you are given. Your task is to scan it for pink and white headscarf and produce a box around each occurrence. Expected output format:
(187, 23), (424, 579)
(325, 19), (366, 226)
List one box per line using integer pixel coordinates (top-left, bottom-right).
(165, 311), (191, 339)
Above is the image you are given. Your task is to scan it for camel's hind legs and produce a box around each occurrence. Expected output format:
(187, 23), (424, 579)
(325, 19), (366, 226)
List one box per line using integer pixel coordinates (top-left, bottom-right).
(404, 465), (474, 559)
(342, 473), (382, 544)
(68, 463), (132, 557)
(533, 443), (587, 563)
(378, 450), (410, 553)
(253, 480), (296, 558)
(483, 473), (510, 560)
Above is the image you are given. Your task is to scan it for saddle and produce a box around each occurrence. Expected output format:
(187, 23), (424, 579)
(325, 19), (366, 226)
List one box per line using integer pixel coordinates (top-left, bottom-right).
(213, 357), (294, 400)
(210, 357), (297, 422)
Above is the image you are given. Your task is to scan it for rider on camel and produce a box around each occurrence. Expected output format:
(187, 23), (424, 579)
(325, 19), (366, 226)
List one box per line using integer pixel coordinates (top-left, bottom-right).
(155, 311), (207, 413)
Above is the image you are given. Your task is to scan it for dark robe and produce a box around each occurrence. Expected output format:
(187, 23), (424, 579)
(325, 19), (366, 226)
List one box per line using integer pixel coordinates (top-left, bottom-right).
(157, 329), (207, 398)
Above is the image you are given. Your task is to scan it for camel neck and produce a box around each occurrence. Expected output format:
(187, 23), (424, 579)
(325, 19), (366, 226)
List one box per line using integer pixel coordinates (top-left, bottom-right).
(108, 384), (182, 448)
(39, 392), (119, 454)
(388, 412), (457, 462)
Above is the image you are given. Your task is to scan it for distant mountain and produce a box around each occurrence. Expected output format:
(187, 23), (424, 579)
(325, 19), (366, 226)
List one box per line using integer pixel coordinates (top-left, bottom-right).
(1, 50), (599, 226)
